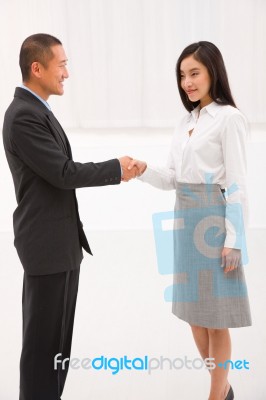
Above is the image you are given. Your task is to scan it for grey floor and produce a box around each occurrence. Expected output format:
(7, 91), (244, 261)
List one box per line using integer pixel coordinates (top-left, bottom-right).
(0, 228), (265, 399)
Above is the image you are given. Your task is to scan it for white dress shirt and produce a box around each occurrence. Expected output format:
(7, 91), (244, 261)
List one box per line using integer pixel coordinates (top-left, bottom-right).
(139, 101), (249, 249)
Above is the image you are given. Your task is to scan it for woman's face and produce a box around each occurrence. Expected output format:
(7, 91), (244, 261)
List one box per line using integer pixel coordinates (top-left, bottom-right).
(180, 55), (212, 108)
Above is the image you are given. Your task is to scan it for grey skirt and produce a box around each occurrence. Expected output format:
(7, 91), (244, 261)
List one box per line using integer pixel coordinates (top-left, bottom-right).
(171, 182), (252, 329)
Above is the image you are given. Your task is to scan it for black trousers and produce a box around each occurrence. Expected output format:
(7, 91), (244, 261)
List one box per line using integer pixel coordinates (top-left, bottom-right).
(19, 268), (80, 400)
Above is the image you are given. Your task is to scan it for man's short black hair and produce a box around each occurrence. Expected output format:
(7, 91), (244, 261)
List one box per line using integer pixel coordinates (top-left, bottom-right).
(19, 33), (62, 81)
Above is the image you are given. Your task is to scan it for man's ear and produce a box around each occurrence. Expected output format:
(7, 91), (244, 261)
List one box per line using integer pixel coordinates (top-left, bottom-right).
(31, 62), (42, 78)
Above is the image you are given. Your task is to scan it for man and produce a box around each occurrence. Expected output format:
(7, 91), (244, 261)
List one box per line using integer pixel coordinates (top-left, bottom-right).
(2, 33), (138, 400)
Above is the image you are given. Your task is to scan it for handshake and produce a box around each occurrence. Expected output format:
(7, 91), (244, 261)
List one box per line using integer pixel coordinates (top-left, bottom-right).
(119, 156), (147, 182)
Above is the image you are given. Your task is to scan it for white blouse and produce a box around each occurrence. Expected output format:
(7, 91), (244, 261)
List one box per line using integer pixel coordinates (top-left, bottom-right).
(139, 101), (249, 249)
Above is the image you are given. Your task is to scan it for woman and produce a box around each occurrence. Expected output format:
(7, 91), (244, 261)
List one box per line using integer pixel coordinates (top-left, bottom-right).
(129, 41), (252, 400)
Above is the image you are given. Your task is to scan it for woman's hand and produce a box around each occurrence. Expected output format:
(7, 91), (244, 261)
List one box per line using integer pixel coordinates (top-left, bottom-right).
(127, 159), (147, 176)
(221, 247), (242, 273)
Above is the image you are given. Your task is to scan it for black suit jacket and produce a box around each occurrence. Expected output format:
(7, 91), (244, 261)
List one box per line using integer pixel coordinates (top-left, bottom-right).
(2, 87), (121, 275)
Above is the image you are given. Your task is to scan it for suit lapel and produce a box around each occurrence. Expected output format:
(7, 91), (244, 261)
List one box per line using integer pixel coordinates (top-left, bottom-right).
(48, 113), (71, 158)
(15, 88), (73, 159)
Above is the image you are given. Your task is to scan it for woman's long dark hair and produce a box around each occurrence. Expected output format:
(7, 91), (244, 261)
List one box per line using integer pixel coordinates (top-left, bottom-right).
(176, 41), (236, 111)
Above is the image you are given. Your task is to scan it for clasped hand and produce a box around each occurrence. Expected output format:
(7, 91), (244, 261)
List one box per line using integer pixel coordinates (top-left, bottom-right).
(118, 157), (147, 182)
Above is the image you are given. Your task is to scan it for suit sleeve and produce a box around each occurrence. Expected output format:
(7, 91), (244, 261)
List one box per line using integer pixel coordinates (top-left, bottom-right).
(10, 110), (121, 189)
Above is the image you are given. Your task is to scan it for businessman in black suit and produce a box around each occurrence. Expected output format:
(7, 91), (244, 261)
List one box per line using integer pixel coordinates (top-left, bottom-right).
(2, 33), (138, 400)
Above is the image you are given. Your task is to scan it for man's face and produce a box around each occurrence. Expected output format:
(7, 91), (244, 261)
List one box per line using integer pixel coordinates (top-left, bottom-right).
(38, 45), (69, 99)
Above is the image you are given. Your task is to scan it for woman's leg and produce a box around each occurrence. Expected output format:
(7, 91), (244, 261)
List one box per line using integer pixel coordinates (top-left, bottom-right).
(190, 326), (231, 399)
(208, 328), (231, 400)
(190, 325), (209, 361)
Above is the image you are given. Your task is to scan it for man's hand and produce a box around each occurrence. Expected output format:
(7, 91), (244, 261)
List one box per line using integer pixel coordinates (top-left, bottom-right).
(119, 156), (138, 182)
(221, 247), (242, 273)
(128, 159), (147, 176)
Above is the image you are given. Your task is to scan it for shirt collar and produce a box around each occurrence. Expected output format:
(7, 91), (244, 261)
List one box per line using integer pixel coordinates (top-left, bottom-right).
(203, 101), (222, 117)
(191, 101), (222, 120)
(191, 105), (201, 121)
(20, 84), (51, 111)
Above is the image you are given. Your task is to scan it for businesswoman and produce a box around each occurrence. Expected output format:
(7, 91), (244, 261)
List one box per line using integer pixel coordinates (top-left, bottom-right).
(130, 41), (251, 400)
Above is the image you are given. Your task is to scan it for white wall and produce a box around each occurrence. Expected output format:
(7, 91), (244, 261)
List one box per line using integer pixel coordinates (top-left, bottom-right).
(1, 0), (266, 128)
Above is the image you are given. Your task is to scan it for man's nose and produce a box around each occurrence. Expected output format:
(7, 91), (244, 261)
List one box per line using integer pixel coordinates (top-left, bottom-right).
(64, 67), (69, 79)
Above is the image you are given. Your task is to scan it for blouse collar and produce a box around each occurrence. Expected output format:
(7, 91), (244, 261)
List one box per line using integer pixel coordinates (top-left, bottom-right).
(191, 101), (222, 121)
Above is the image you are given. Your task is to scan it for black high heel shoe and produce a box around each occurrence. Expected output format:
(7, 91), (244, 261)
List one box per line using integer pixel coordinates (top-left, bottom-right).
(225, 385), (234, 400)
